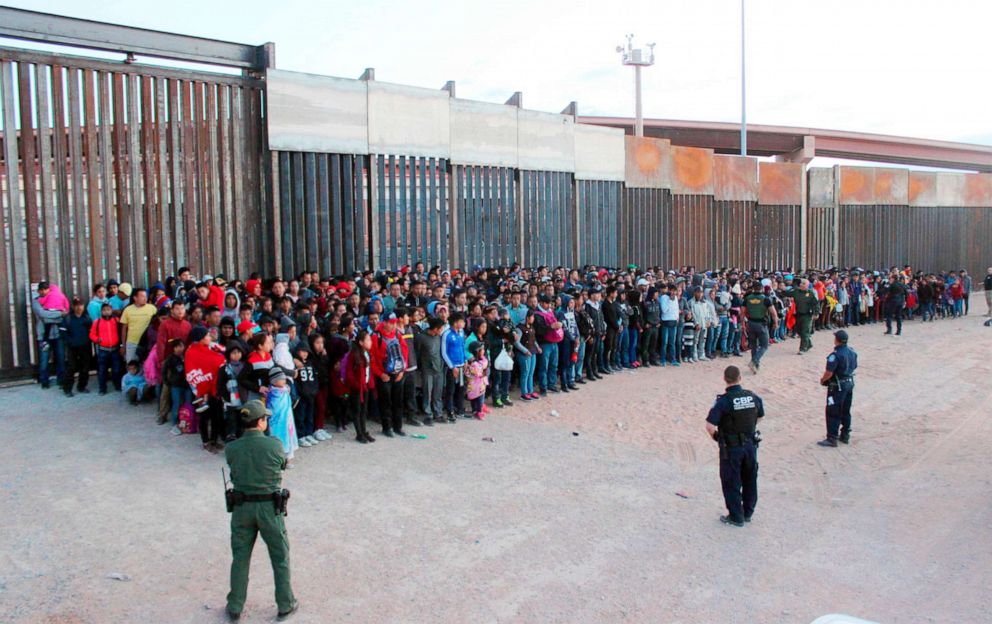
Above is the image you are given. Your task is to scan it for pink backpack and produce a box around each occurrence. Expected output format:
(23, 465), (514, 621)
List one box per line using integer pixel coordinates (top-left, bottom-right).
(178, 402), (198, 434)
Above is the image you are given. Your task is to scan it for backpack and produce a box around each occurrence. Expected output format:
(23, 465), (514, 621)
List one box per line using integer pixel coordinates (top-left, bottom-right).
(382, 333), (405, 373)
(178, 402), (198, 434)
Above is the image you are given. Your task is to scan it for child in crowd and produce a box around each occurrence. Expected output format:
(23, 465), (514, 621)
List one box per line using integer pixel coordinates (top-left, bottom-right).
(162, 339), (191, 435)
(465, 341), (489, 420)
(122, 360), (154, 405)
(293, 345), (319, 447)
(343, 329), (376, 443)
(266, 366), (299, 464)
(217, 343), (248, 442)
(308, 333), (333, 441)
(89, 302), (122, 394)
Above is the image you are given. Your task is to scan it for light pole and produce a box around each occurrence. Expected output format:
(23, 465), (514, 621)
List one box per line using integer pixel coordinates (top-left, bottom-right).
(740, 0), (747, 155)
(617, 35), (655, 137)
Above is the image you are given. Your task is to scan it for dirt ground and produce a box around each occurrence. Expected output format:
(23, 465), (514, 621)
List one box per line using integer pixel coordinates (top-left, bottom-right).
(1, 305), (990, 624)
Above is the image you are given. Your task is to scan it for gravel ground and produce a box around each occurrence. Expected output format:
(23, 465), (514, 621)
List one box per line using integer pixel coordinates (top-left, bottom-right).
(1, 306), (990, 624)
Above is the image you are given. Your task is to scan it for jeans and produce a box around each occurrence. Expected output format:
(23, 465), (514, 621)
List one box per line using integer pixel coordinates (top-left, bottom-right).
(38, 337), (65, 386)
(640, 326), (658, 363)
(674, 322), (684, 362)
(516, 352), (536, 396)
(717, 317), (730, 354)
(63, 345), (91, 392)
(574, 340), (586, 380)
(848, 300), (861, 326)
(616, 328), (629, 368)
(493, 369), (511, 401)
(660, 321), (678, 364)
(170, 385), (193, 425)
(537, 342), (559, 390)
(378, 376), (404, 432)
(95, 347), (122, 393)
(558, 340), (575, 387)
(295, 394), (315, 438)
(625, 328), (639, 365)
(953, 299), (964, 317)
(747, 321), (769, 367)
(421, 370), (444, 418)
(443, 368), (465, 415)
(694, 326), (708, 360)
(705, 325), (718, 357)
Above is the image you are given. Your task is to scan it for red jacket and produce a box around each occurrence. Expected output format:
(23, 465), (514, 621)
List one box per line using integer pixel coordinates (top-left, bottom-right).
(155, 317), (192, 360)
(369, 323), (409, 378)
(184, 342), (226, 398)
(89, 317), (120, 349)
(202, 285), (226, 309)
(343, 350), (376, 399)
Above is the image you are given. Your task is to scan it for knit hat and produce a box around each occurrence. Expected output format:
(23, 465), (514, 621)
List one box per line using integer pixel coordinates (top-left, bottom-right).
(279, 317), (297, 332)
(118, 282), (133, 297)
(189, 326), (209, 343)
(268, 366), (288, 384)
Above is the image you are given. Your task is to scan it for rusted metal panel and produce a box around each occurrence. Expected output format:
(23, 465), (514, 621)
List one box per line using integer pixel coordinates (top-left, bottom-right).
(758, 162), (803, 206)
(671, 146), (714, 195)
(624, 135), (671, 189)
(713, 154), (758, 202)
(17, 62), (43, 282)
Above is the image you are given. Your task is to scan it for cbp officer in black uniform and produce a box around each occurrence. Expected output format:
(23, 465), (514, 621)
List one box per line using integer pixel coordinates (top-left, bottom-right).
(706, 365), (765, 527)
(883, 274), (908, 335)
(818, 330), (859, 448)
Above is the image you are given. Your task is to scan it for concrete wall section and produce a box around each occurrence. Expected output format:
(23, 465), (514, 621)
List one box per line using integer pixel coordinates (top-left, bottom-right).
(838, 166), (875, 205)
(908, 171), (937, 206)
(574, 124), (625, 181)
(964, 173), (992, 207)
(624, 136), (672, 189)
(758, 162), (803, 205)
(517, 110), (575, 172)
(808, 167), (835, 208)
(367, 81), (451, 158)
(670, 146), (714, 195)
(873, 168), (909, 205)
(266, 69), (369, 154)
(713, 155), (758, 201)
(449, 98), (518, 168)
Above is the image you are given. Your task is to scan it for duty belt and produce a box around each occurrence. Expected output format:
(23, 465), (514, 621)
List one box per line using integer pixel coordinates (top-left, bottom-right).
(721, 433), (756, 447)
(236, 492), (280, 503)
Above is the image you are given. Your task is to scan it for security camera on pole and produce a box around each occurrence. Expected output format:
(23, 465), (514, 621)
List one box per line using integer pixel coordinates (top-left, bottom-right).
(616, 34), (655, 137)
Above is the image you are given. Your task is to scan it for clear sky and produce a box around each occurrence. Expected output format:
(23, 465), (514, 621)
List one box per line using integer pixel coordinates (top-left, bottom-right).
(6, 0), (991, 147)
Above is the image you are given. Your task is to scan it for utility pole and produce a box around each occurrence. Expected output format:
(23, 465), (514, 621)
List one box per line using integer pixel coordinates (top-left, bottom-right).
(740, 0), (747, 155)
(617, 35), (655, 137)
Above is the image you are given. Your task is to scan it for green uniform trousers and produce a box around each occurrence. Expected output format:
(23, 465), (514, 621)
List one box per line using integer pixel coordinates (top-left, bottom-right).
(797, 314), (814, 352)
(226, 501), (295, 614)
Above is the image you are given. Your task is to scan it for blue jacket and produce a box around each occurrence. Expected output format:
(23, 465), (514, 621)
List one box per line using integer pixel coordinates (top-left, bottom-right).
(441, 327), (467, 369)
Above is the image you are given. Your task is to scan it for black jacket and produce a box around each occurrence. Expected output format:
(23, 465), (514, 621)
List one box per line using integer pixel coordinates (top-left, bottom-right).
(61, 312), (93, 348)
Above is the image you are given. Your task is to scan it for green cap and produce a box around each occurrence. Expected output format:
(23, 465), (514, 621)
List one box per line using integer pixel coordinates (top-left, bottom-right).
(239, 399), (272, 422)
(627, 263), (638, 271)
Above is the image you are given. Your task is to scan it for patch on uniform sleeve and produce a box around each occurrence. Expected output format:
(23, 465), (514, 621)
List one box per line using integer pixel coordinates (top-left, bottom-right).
(827, 354), (836, 363)
(826, 395), (835, 406)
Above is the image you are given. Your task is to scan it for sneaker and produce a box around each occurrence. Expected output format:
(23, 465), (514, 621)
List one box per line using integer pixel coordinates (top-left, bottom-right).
(394, 430), (407, 436)
(305, 435), (319, 445)
(99, 389), (108, 395)
(63, 390), (74, 397)
(817, 438), (838, 448)
(314, 430), (331, 441)
(423, 418), (435, 427)
(383, 430), (395, 438)
(502, 398), (514, 407)
(747, 361), (758, 375)
(521, 395), (533, 402)
(530, 392), (541, 400)
(170, 425), (182, 436)
(299, 438), (313, 448)
(475, 412), (485, 420)
(720, 515), (744, 527)
(77, 388), (90, 394)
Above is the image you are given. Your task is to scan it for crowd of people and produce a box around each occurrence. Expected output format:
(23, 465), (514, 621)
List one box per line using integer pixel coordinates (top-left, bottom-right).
(29, 261), (987, 464)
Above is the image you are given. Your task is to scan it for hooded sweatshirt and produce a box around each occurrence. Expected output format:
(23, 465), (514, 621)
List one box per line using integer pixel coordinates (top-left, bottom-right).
(222, 288), (241, 320)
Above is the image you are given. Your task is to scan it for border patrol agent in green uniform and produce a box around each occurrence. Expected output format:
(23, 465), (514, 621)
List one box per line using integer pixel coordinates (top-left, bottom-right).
(224, 400), (298, 621)
(791, 278), (819, 354)
(743, 283), (778, 374)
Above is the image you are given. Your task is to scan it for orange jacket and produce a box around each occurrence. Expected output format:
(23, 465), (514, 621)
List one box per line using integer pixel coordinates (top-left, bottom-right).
(89, 317), (120, 349)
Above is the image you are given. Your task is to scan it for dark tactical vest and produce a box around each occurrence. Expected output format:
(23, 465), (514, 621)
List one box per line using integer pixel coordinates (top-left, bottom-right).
(744, 294), (767, 321)
(720, 387), (759, 445)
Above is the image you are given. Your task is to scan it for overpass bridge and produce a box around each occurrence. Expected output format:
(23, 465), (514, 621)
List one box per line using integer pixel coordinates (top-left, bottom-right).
(579, 117), (992, 173)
